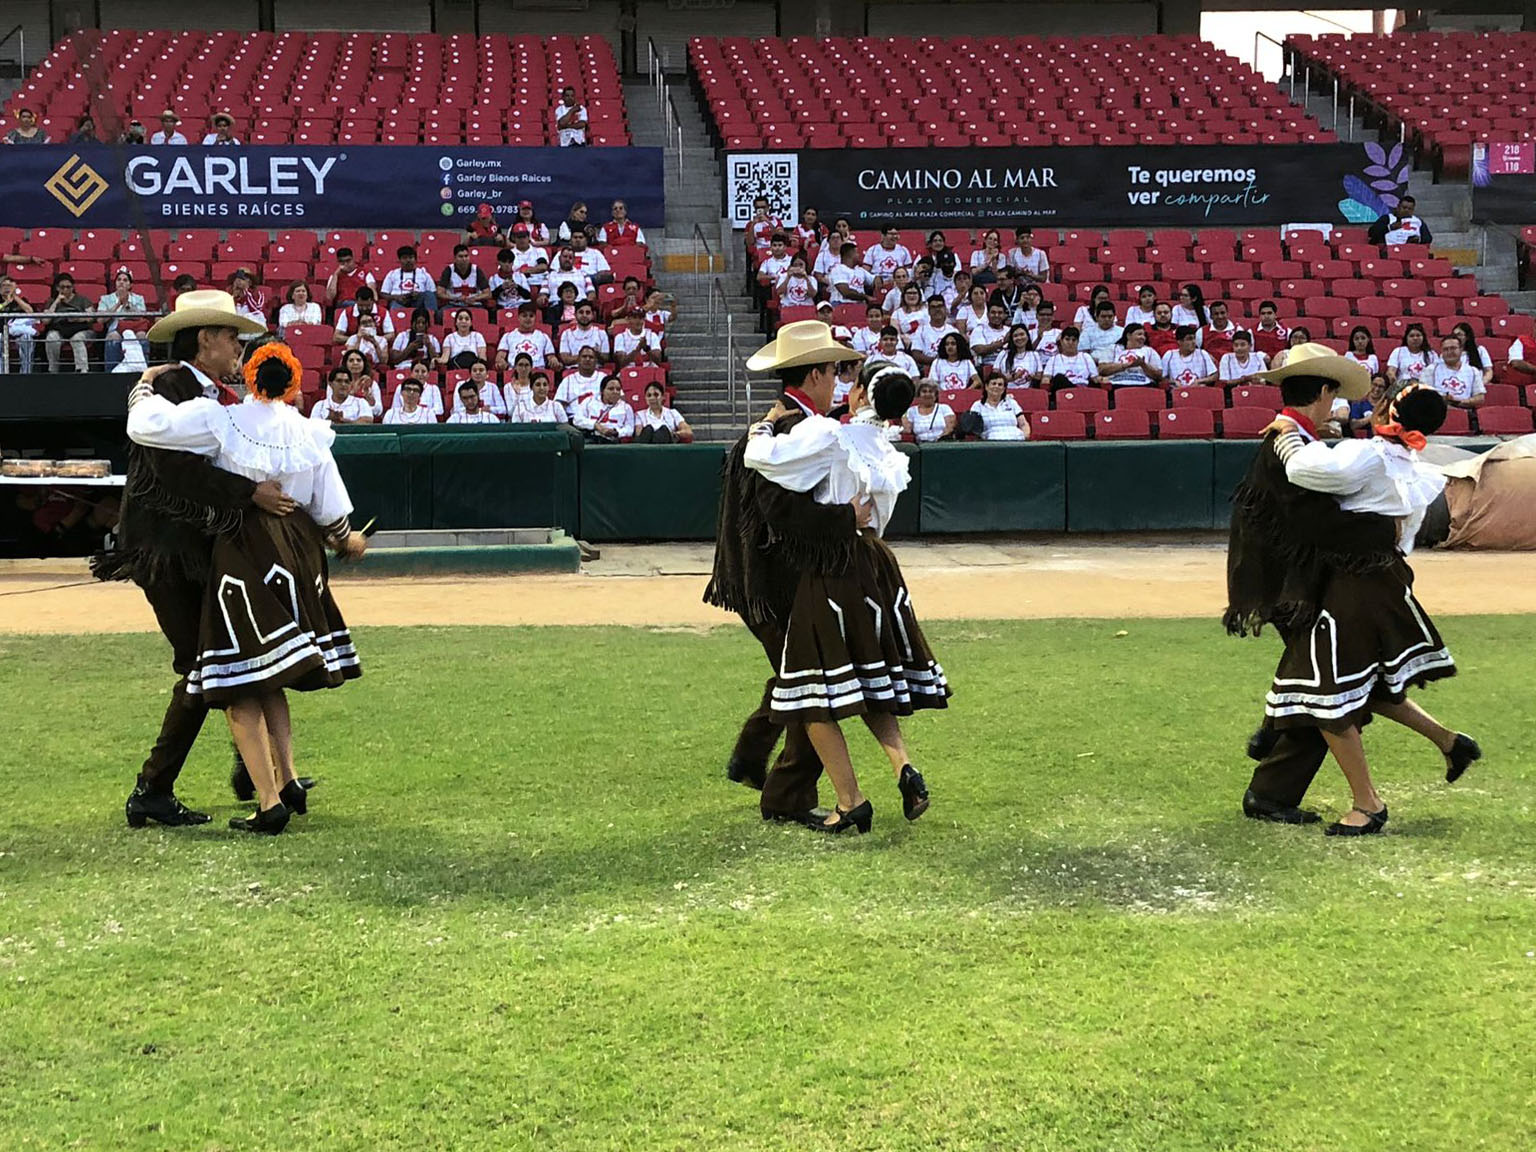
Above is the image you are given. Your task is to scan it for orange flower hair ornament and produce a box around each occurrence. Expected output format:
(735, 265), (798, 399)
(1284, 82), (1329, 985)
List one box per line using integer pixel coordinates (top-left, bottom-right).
(243, 341), (305, 406)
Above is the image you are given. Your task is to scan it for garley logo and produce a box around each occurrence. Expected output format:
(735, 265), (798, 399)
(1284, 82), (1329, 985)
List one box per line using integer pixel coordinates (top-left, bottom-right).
(45, 155), (110, 217)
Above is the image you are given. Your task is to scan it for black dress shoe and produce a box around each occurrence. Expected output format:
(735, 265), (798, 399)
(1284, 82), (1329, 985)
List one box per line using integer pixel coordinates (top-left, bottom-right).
(230, 802), (290, 836)
(897, 764), (930, 822)
(1325, 805), (1388, 837)
(234, 760), (316, 802)
(810, 800), (874, 835)
(726, 757), (767, 791)
(279, 779), (310, 816)
(1445, 733), (1481, 784)
(1242, 788), (1321, 825)
(125, 787), (211, 829)
(1246, 725), (1281, 762)
(762, 807), (826, 828)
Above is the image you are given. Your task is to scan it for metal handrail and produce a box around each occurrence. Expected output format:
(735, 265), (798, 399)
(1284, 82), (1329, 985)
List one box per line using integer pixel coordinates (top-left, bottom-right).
(667, 92), (685, 181)
(1254, 32), (1290, 99)
(0, 24), (25, 72)
(693, 223), (716, 298)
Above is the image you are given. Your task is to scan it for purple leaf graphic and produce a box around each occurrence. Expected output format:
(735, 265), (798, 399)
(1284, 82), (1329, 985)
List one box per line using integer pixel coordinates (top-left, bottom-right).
(1395, 164), (1412, 184)
(1387, 142), (1403, 168)
(1364, 164), (1392, 177)
(1381, 193), (1400, 209)
(1371, 178), (1399, 191)
(1365, 141), (1387, 165)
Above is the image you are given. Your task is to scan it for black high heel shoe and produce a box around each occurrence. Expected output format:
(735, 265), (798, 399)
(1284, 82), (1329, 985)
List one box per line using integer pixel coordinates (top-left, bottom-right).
(1324, 806), (1388, 837)
(279, 779), (309, 816)
(229, 802), (290, 836)
(897, 765), (929, 822)
(1444, 733), (1481, 784)
(812, 800), (873, 835)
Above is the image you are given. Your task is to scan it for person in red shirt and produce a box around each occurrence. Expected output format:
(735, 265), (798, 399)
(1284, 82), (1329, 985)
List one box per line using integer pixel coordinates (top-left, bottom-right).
(464, 203), (502, 249)
(1199, 300), (1237, 360)
(1251, 300), (1290, 361)
(747, 196), (783, 253)
(596, 199), (646, 248)
(325, 247), (374, 309)
(1144, 301), (1179, 356)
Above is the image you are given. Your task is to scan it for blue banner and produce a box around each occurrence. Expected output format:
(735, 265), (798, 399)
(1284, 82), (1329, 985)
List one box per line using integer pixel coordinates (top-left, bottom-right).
(2, 145), (665, 230)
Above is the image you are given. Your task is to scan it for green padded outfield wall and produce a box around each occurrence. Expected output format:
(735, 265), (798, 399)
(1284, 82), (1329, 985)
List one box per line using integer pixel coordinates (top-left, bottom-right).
(1065, 441), (1215, 532)
(580, 444), (727, 541)
(918, 442), (1067, 532)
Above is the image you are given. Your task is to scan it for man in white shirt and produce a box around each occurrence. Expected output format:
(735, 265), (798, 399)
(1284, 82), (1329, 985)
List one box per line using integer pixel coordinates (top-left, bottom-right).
(489, 249), (534, 312)
(380, 246), (439, 315)
(613, 311), (663, 367)
(333, 286), (396, 344)
(546, 249), (595, 303)
(149, 110), (187, 145)
(1008, 226), (1049, 283)
(1041, 327), (1099, 388)
(389, 361), (444, 417)
(596, 200), (647, 248)
(756, 234), (793, 291)
(851, 306), (887, 356)
(869, 327), (919, 377)
(553, 86), (588, 147)
(506, 226), (550, 293)
(829, 244), (874, 305)
(1160, 326), (1219, 387)
(1218, 330), (1268, 386)
(1368, 194), (1432, 247)
(440, 245), (493, 314)
(911, 296), (960, 373)
(567, 232), (613, 286)
(449, 359), (506, 418)
(446, 382), (501, 423)
(968, 301), (1012, 360)
(1031, 301), (1062, 358)
(495, 304), (557, 371)
(383, 378), (436, 425)
(554, 346), (607, 414)
(311, 370), (373, 424)
(1430, 335), (1486, 408)
(862, 224), (912, 288)
(557, 302), (610, 366)
(1078, 301), (1125, 361)
(201, 113), (239, 146)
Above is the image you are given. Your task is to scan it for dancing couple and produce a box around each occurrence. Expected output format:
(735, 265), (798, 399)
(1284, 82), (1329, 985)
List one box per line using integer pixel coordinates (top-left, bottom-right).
(98, 290), (366, 834)
(1226, 343), (1480, 835)
(707, 321), (950, 833)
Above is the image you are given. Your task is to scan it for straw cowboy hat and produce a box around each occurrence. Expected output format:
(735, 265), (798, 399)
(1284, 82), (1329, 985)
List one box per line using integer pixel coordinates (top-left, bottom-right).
(146, 290), (267, 342)
(746, 320), (863, 372)
(1256, 341), (1371, 400)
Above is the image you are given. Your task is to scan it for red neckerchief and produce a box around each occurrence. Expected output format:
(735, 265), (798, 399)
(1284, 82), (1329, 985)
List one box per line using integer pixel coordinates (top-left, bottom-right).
(1280, 408), (1318, 439)
(783, 386), (820, 416)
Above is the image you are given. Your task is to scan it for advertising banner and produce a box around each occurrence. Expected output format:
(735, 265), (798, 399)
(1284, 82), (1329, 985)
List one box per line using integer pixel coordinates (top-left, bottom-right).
(1, 145), (665, 230)
(1471, 142), (1536, 224)
(727, 143), (1410, 230)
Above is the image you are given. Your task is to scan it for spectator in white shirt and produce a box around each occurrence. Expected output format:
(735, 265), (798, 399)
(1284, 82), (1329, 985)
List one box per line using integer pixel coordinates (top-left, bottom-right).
(1451, 322), (1496, 389)
(1104, 323), (1165, 388)
(1160, 326), (1219, 387)
(968, 300), (1012, 360)
(1385, 323), (1435, 386)
(930, 250), (961, 302)
(862, 224), (913, 288)
(643, 288), (673, 337)
(437, 308), (488, 369)
(992, 325), (1037, 387)
(1073, 286), (1114, 330)
(954, 284), (991, 337)
(902, 379), (956, 443)
(333, 286), (395, 344)
(813, 219), (853, 288)
(829, 244), (875, 305)
(381, 246), (439, 315)
(567, 233), (613, 286)
(969, 229), (1007, 286)
(878, 266), (913, 315)
(635, 382), (692, 443)
(1125, 285), (1159, 327)
(390, 359), (444, 419)
(149, 110), (187, 145)
(514, 200), (553, 246)
(547, 248), (595, 303)
(1171, 283), (1208, 330)
(1368, 195), (1431, 246)
(439, 245), (493, 314)
(343, 311), (389, 365)
(201, 112), (239, 145)
(555, 345), (607, 413)
(96, 268), (146, 370)
(814, 300), (853, 345)
(553, 86), (588, 147)
(868, 327), (920, 377)
(1345, 325), (1381, 376)
(911, 296), (960, 373)
(383, 377), (436, 425)
(775, 255), (817, 309)
(574, 375), (635, 441)
(890, 285), (928, 344)
(446, 382), (500, 424)
(276, 281), (322, 336)
(1041, 327), (1099, 389)
(850, 306), (887, 356)
(506, 226), (551, 293)
(1506, 336), (1535, 377)
(597, 199), (648, 248)
(311, 369), (373, 424)
(389, 307), (442, 368)
(1431, 335), (1486, 408)
(510, 372), (569, 424)
(613, 311), (664, 367)
(1218, 329), (1268, 386)
(1008, 226), (1049, 284)
(758, 232), (794, 289)
(489, 249), (535, 312)
(928, 332), (979, 391)
(557, 301), (610, 366)
(1031, 302), (1062, 359)
(450, 358), (507, 419)
(342, 349), (384, 417)
(495, 303), (558, 371)
(970, 376), (1030, 441)
(1078, 300), (1125, 362)
(228, 268), (268, 330)
(500, 353), (538, 413)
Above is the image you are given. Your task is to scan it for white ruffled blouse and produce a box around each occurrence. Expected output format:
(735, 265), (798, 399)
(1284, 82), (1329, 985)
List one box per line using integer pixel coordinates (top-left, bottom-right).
(743, 409), (910, 537)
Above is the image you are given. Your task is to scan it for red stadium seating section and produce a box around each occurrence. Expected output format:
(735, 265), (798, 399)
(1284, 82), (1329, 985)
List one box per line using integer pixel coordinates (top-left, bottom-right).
(1285, 32), (1536, 178)
(691, 35), (1331, 149)
(6, 31), (631, 146)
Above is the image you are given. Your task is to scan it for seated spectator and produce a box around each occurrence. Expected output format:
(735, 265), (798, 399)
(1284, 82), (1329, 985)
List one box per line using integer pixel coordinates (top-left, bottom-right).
(968, 376), (1029, 441)
(390, 359), (443, 418)
(1172, 283), (1208, 329)
(465, 202), (503, 248)
(1269, 325), (1312, 370)
(506, 226), (551, 295)
(635, 382), (693, 443)
(1030, 301), (1062, 358)
(756, 233), (793, 290)
(814, 300), (853, 345)
(775, 254), (817, 310)
(1431, 335), (1486, 409)
(558, 200), (595, 245)
(813, 218), (853, 288)
(946, 269), (975, 315)
(496, 302), (557, 371)
(1367, 194), (1431, 246)
(1144, 302), (1179, 356)
(342, 349), (384, 417)
(333, 285), (394, 344)
(4, 106), (46, 144)
(1346, 374), (1390, 434)
(501, 353), (537, 411)
(439, 245), (493, 313)
(390, 307), (442, 367)
(554, 86), (588, 146)
(228, 269), (267, 330)
(991, 266), (1024, 316)
(202, 112), (239, 145)
(383, 377), (436, 425)
(862, 224), (912, 289)
(149, 110), (187, 145)
(832, 359), (860, 407)
(911, 296), (960, 372)
(555, 345), (607, 412)
(1122, 285), (1158, 327)
(120, 119), (145, 144)
(1071, 286), (1113, 330)
(1104, 323), (1164, 388)
(69, 114), (98, 143)
(613, 310), (664, 367)
(1160, 325), (1218, 387)
(969, 229), (1007, 287)
(1198, 301), (1237, 360)
(1079, 300), (1125, 362)
(869, 326), (919, 378)
(544, 282), (582, 331)
(849, 305), (887, 355)
(747, 196), (784, 253)
(342, 311), (389, 365)
(644, 289), (674, 336)
(547, 248), (595, 303)
(277, 281), (322, 336)
(1385, 323), (1434, 385)
(446, 381), (500, 424)
(610, 276), (646, 322)
(42, 275), (92, 373)
(992, 325), (1036, 387)
(1451, 321), (1495, 388)
(793, 207), (827, 252)
(1218, 329), (1268, 386)
(1041, 326), (1099, 389)
(969, 299), (1013, 360)
(1008, 226), (1049, 284)
(96, 268), (146, 370)
(1251, 300), (1289, 361)
(902, 379), (956, 443)
(0, 275), (38, 373)
(449, 358), (506, 419)
(573, 375), (635, 441)
(438, 308), (488, 369)
(1505, 335), (1535, 377)
(558, 301), (610, 366)
(909, 256), (937, 302)
(510, 371), (568, 424)
(890, 286), (927, 344)
(567, 232), (612, 286)
(514, 200), (552, 246)
(311, 368), (373, 424)
(326, 247), (375, 308)
(828, 244), (874, 305)
(489, 249), (534, 312)
(954, 284), (991, 337)
(1344, 325), (1380, 375)
(930, 250), (962, 302)
(928, 332), (978, 391)
(597, 199), (646, 248)
(381, 246), (439, 315)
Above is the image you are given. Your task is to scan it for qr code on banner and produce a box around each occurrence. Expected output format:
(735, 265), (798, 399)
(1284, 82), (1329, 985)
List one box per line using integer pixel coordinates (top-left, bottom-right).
(727, 154), (798, 230)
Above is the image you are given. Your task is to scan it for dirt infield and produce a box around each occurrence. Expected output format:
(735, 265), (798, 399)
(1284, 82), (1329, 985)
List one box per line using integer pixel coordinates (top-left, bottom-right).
(2, 538), (1532, 634)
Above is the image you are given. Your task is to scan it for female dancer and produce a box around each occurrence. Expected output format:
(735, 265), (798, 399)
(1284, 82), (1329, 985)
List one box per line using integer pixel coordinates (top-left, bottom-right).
(744, 361), (950, 833)
(126, 342), (367, 834)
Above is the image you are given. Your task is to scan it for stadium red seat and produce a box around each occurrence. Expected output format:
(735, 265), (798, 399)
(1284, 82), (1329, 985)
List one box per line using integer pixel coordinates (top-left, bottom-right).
(1110, 388), (1168, 412)
(1475, 406), (1534, 435)
(1094, 410), (1151, 439)
(1028, 411), (1087, 440)
(1229, 385), (1281, 409)
(1158, 408), (1215, 439)
(1437, 407), (1472, 436)
(1221, 407), (1275, 439)
(1053, 388), (1109, 414)
(1172, 386), (1225, 410)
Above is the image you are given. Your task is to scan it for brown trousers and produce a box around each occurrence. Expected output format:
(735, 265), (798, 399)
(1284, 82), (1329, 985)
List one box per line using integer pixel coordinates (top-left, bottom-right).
(1247, 723), (1329, 809)
(136, 575), (212, 795)
(732, 618), (824, 816)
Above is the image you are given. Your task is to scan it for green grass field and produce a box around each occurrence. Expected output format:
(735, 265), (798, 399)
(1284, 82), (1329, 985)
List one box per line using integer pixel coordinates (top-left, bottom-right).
(2, 617), (1534, 1151)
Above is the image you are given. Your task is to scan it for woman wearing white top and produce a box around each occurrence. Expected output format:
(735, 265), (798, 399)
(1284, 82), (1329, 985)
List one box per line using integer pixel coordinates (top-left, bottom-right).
(635, 382), (693, 443)
(1073, 285), (1114, 330)
(902, 379), (956, 442)
(775, 258), (817, 308)
(991, 324), (1037, 387)
(928, 332), (979, 391)
(1385, 323), (1435, 385)
(436, 308), (487, 369)
(1345, 325), (1380, 376)
(968, 229), (1006, 285)
(383, 377), (436, 424)
(573, 375), (635, 441)
(341, 349), (384, 418)
(510, 373), (570, 424)
(1269, 325), (1311, 371)
(389, 361), (443, 418)
(953, 284), (990, 336)
(1105, 323), (1166, 387)
(1171, 283), (1208, 329)
(1124, 285), (1159, 327)
(970, 376), (1030, 441)
(276, 282), (322, 336)
(891, 285), (928, 344)
(501, 353), (538, 414)
(124, 345), (365, 835)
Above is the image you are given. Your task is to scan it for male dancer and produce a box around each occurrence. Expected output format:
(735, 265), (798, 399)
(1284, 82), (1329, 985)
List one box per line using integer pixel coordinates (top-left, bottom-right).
(94, 291), (293, 828)
(705, 321), (872, 827)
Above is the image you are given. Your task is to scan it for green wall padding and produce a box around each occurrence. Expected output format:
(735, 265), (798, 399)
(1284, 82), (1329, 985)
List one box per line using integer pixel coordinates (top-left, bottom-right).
(1066, 442), (1215, 532)
(918, 442), (1067, 532)
(330, 432), (409, 531)
(1211, 440), (1262, 529)
(580, 443), (727, 540)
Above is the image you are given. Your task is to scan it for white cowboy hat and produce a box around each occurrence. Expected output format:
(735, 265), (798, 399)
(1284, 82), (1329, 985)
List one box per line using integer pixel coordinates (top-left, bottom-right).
(146, 290), (267, 342)
(746, 320), (864, 372)
(1255, 341), (1371, 401)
